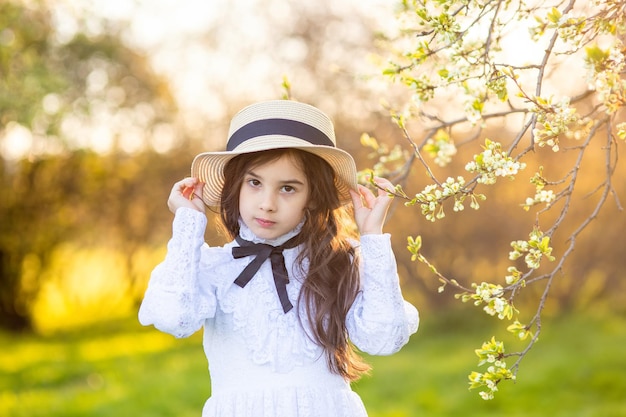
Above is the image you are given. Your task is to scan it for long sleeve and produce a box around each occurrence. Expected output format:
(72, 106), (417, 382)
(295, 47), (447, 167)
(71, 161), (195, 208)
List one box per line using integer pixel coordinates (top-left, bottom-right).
(346, 233), (419, 355)
(138, 207), (217, 338)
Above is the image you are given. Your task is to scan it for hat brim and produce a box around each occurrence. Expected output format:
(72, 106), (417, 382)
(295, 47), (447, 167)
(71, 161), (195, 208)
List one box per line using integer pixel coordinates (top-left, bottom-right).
(191, 135), (358, 207)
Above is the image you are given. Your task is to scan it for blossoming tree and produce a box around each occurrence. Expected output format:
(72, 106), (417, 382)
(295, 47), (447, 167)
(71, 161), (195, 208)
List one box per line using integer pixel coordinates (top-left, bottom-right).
(363, 0), (625, 399)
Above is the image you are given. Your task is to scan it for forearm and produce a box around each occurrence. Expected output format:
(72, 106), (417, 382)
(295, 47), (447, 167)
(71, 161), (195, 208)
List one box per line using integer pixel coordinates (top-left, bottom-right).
(138, 208), (215, 337)
(347, 233), (419, 355)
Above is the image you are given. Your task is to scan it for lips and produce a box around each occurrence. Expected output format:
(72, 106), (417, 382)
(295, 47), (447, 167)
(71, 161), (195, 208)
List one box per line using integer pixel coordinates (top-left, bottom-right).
(255, 218), (276, 228)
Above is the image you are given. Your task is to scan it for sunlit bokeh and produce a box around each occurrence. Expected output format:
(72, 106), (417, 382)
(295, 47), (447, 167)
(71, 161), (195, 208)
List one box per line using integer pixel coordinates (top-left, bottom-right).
(1, 0), (625, 415)
(2, 0), (397, 332)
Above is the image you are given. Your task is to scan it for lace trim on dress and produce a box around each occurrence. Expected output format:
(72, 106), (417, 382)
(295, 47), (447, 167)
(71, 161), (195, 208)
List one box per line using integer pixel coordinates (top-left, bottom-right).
(142, 208), (418, 373)
(346, 233), (420, 355)
(215, 220), (321, 372)
(138, 207), (216, 337)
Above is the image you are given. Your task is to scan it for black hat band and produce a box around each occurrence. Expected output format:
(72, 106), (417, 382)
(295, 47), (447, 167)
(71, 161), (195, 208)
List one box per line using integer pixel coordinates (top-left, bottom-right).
(227, 118), (334, 151)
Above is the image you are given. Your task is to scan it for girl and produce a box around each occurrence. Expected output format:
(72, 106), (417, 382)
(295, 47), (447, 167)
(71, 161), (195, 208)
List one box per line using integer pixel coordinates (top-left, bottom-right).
(139, 100), (419, 416)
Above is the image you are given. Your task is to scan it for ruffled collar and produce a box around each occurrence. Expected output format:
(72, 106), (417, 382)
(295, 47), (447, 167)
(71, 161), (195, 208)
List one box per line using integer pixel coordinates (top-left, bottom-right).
(238, 218), (304, 246)
(215, 218), (320, 371)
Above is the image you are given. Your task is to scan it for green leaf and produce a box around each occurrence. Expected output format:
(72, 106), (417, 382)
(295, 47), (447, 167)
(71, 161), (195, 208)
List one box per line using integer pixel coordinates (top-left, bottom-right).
(547, 7), (562, 24)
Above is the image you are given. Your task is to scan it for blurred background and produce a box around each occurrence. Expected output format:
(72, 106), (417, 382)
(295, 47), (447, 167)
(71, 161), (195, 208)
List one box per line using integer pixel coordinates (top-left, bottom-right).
(1, 0), (399, 333)
(1, 0), (625, 416)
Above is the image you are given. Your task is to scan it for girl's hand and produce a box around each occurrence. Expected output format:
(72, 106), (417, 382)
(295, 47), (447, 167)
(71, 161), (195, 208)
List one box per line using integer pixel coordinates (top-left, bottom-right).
(167, 177), (206, 214)
(349, 176), (395, 235)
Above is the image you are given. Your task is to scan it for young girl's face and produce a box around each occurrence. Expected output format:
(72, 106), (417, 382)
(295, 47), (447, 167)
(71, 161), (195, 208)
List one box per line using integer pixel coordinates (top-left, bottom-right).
(239, 154), (309, 240)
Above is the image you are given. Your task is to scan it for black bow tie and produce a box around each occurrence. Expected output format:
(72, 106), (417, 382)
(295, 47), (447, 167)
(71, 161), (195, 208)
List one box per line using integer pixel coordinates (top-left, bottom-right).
(231, 235), (300, 313)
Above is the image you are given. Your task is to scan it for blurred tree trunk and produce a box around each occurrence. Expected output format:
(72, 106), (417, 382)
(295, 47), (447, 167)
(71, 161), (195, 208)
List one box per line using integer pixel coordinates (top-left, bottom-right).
(0, 241), (31, 331)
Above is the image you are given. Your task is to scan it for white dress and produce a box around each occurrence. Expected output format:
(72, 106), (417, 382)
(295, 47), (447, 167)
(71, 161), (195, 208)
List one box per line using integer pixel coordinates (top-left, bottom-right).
(139, 207), (419, 417)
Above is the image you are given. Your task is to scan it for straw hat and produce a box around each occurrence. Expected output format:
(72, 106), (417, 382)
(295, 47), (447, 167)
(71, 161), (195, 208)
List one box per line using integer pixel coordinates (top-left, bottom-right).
(191, 100), (358, 207)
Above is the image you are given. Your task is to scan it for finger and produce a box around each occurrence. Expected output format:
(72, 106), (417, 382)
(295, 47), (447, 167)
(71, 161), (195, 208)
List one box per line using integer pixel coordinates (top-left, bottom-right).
(191, 182), (205, 201)
(177, 177), (199, 199)
(371, 177), (394, 197)
(175, 177), (197, 186)
(182, 185), (195, 200)
(349, 188), (364, 210)
(358, 184), (378, 209)
(358, 184), (376, 208)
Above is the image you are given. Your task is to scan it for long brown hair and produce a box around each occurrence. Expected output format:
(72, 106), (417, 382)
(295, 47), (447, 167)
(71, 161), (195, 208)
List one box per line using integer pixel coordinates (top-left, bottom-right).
(219, 148), (370, 381)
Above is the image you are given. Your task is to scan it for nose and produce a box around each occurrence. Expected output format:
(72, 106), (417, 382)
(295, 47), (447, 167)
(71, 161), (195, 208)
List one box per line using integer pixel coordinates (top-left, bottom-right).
(259, 190), (277, 212)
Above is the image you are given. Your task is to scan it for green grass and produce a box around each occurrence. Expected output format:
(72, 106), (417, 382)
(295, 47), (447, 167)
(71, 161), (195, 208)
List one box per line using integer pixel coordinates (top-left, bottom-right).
(356, 311), (626, 417)
(1, 311), (625, 417)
